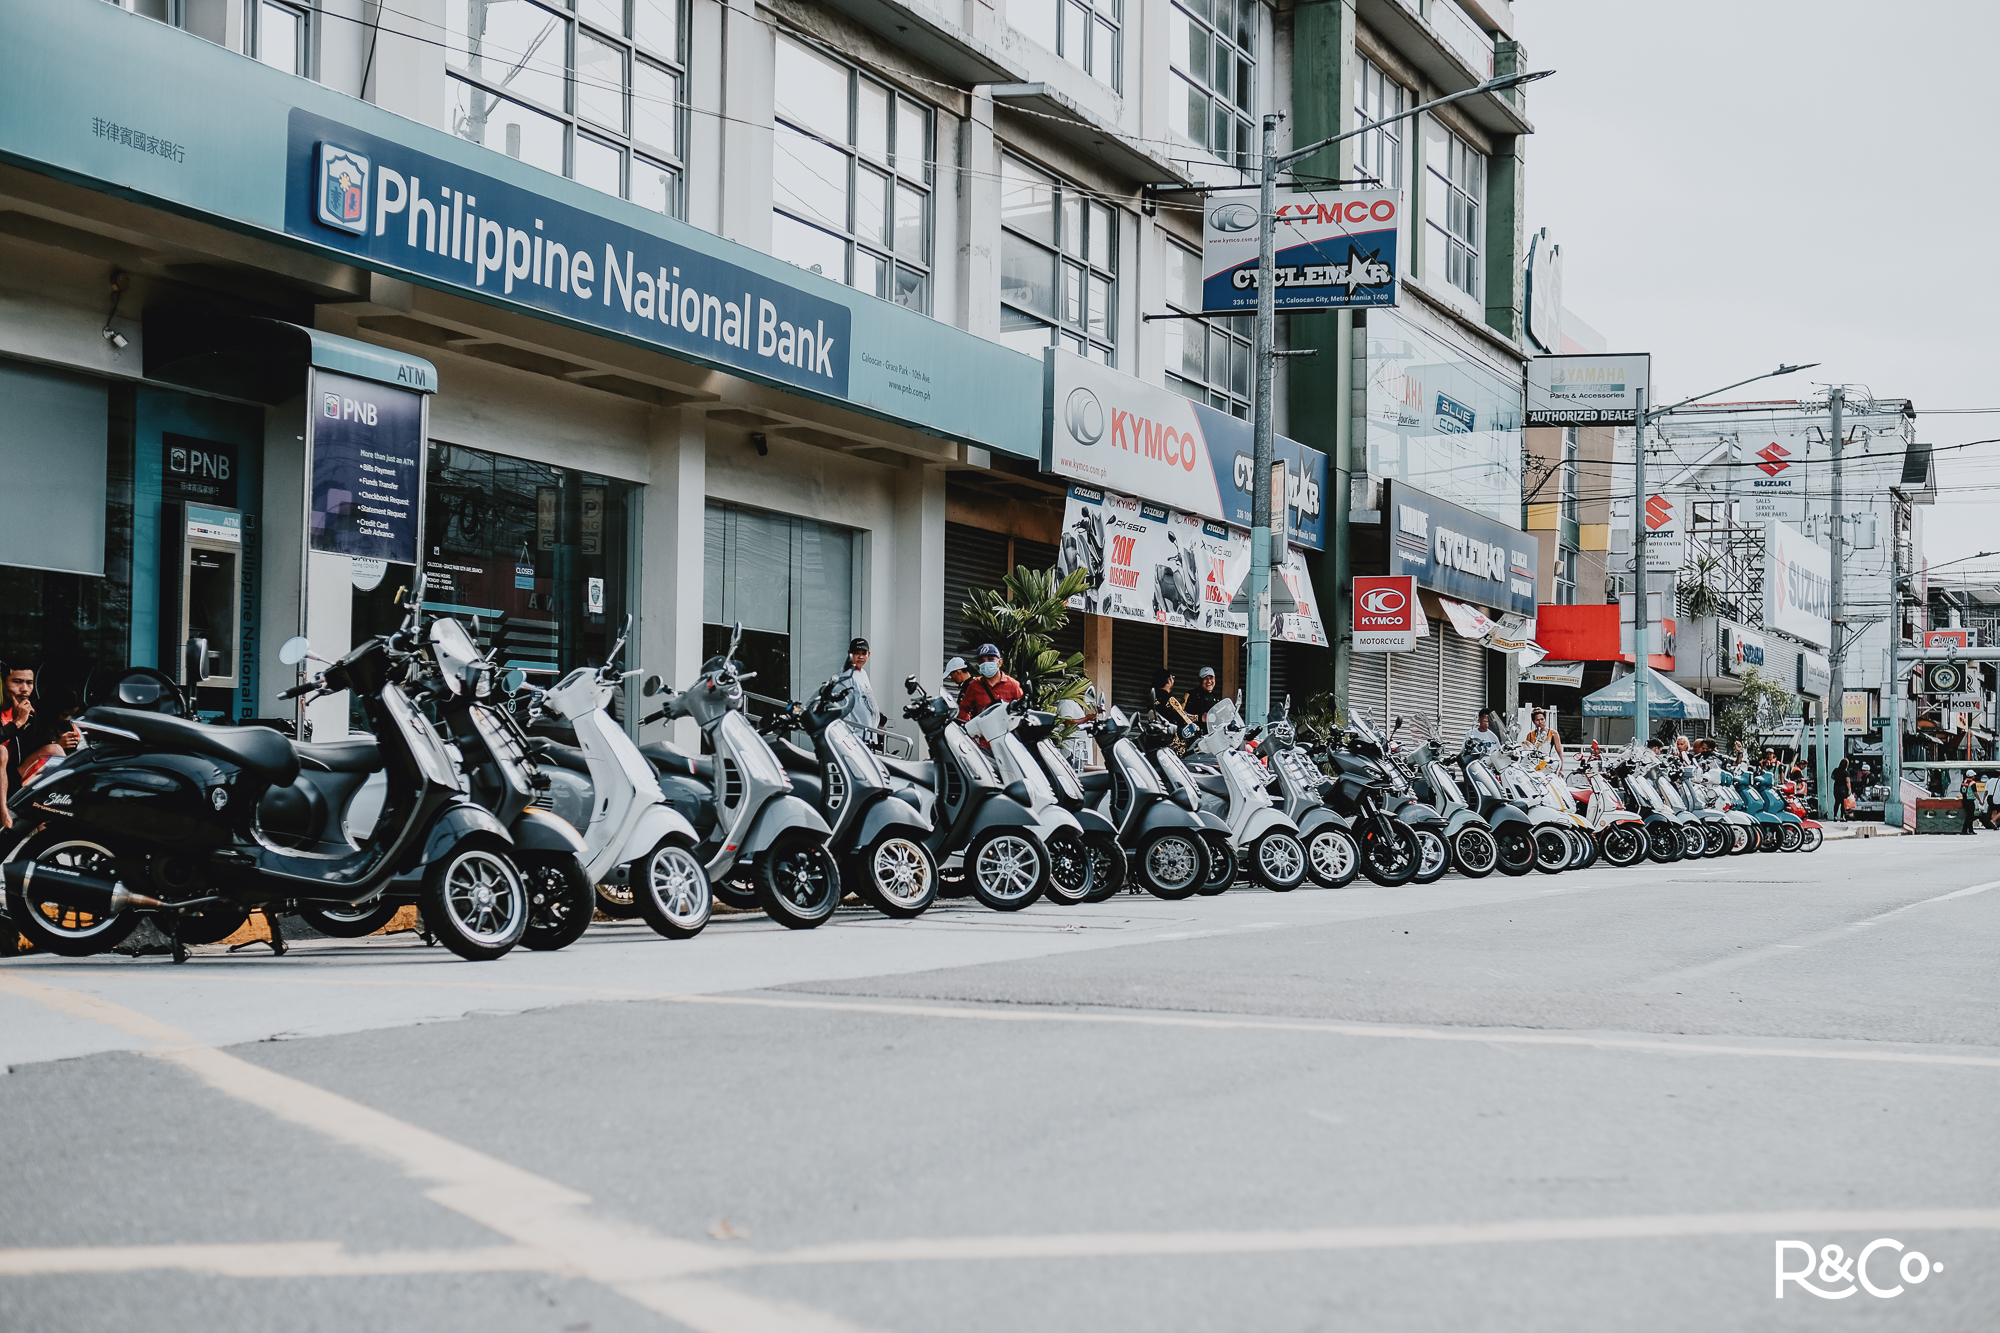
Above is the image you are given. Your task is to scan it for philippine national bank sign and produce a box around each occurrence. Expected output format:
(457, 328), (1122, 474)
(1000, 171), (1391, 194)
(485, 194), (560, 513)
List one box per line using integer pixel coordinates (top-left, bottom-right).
(289, 113), (851, 395)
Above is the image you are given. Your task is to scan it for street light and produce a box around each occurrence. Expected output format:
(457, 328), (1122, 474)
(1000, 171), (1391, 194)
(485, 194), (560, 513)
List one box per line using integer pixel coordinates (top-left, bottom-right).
(1241, 68), (1555, 725)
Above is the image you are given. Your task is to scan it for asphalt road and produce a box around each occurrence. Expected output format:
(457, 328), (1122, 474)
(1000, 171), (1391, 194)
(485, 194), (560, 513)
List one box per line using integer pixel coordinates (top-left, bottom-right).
(2, 833), (1996, 1332)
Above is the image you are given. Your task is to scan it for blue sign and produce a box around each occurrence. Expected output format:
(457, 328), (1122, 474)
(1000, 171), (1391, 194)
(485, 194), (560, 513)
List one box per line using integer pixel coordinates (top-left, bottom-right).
(285, 111), (851, 399)
(310, 369), (423, 565)
(1435, 393), (1475, 434)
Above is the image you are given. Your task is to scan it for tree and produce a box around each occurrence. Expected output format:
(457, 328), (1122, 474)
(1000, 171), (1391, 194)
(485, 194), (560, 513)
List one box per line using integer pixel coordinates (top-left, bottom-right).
(1677, 553), (1728, 623)
(960, 565), (1092, 713)
(1714, 665), (1794, 748)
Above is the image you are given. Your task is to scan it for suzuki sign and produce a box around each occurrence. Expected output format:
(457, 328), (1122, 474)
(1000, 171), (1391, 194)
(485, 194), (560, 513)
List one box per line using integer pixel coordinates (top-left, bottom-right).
(1353, 576), (1416, 652)
(1765, 520), (1832, 648)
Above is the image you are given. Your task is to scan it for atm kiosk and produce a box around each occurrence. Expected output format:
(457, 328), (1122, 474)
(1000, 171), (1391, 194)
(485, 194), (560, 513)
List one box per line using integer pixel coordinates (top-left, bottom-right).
(161, 501), (242, 717)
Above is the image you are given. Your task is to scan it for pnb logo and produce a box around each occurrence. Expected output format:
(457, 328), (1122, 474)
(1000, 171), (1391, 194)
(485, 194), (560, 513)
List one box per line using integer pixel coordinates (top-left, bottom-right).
(322, 393), (380, 425)
(169, 445), (230, 482)
(315, 142), (370, 235)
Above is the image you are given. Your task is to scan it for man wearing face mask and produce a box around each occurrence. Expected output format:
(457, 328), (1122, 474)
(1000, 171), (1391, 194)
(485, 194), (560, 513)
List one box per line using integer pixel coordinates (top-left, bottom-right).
(956, 643), (1024, 723)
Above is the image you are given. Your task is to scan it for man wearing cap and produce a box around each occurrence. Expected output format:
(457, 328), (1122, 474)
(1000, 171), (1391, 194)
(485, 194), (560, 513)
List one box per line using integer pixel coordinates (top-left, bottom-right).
(836, 638), (879, 744)
(1185, 667), (1224, 733)
(956, 643), (1024, 723)
(944, 657), (972, 691)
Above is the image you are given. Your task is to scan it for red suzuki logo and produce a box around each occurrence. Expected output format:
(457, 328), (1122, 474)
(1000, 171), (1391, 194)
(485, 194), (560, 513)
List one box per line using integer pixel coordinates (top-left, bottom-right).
(1645, 494), (1674, 530)
(1756, 441), (1792, 477)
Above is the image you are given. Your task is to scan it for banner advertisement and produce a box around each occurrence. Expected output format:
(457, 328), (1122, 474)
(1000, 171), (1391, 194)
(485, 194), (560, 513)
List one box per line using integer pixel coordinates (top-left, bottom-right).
(1200, 189), (1402, 313)
(1766, 520), (1832, 647)
(308, 369), (424, 564)
(1525, 353), (1651, 426)
(1843, 690), (1869, 736)
(1056, 485), (1323, 644)
(1522, 660), (1585, 687)
(1384, 481), (1536, 616)
(1352, 576), (1415, 652)
(1046, 351), (1327, 550)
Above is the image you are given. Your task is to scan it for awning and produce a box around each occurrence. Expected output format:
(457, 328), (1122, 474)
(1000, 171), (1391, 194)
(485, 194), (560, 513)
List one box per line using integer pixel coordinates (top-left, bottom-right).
(1580, 663), (1712, 720)
(145, 311), (438, 403)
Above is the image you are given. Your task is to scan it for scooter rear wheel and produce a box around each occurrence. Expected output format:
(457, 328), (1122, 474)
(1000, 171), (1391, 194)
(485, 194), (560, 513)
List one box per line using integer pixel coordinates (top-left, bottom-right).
(296, 901), (400, 938)
(521, 854), (596, 951)
(755, 830), (843, 928)
(1082, 832), (1127, 902)
(1137, 830), (1206, 900)
(1449, 825), (1498, 879)
(634, 841), (713, 938)
(1306, 825), (1362, 887)
(5, 833), (139, 956)
(1412, 829), (1450, 883)
(1600, 823), (1647, 868)
(592, 881), (643, 919)
(1198, 831), (1238, 893)
(1042, 829), (1097, 906)
(852, 834), (936, 918)
(1494, 827), (1537, 877)
(421, 839), (530, 961)
(1532, 828), (1570, 874)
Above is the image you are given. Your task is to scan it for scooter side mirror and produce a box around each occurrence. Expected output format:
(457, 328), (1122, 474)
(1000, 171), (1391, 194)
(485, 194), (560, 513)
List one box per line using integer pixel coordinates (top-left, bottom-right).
(278, 636), (313, 666)
(905, 675), (921, 694)
(642, 674), (664, 698)
(504, 669), (526, 694)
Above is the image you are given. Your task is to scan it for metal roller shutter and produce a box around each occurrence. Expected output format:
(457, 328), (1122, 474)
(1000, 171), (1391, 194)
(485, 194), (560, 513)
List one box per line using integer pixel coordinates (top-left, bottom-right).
(1111, 620), (1166, 715)
(1347, 649), (1385, 725)
(943, 523), (1008, 662)
(1438, 631), (1487, 746)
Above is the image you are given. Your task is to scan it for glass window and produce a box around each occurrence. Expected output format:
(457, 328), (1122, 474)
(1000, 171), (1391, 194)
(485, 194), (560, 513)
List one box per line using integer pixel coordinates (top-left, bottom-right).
(770, 32), (934, 314)
(446, 0), (686, 215)
(1170, 0), (1253, 169)
(999, 154), (1117, 363)
(1561, 427), (1580, 523)
(422, 442), (634, 685)
(1425, 123), (1484, 300)
(1162, 241), (1249, 416)
(254, 1), (309, 77)
(702, 500), (858, 717)
(1353, 56), (1405, 189)
(1010, 0), (1121, 91)
(1555, 546), (1577, 605)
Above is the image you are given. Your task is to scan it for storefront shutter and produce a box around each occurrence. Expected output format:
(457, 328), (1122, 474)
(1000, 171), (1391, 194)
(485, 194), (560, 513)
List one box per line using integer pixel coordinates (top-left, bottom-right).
(1439, 632), (1488, 745)
(0, 359), (107, 576)
(943, 523), (1008, 662)
(1111, 620), (1166, 714)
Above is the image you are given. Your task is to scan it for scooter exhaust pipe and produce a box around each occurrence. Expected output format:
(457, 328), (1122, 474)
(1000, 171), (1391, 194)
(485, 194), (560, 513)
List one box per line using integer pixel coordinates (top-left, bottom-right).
(2, 861), (164, 914)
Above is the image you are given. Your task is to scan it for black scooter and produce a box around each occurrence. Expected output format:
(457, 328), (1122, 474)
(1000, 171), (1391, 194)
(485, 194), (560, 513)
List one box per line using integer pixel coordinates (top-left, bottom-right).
(3, 580), (529, 962)
(1014, 701), (1134, 904)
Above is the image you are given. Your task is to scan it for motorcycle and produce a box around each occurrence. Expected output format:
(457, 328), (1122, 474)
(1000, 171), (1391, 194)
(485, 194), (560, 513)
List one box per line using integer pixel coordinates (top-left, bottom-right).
(762, 677), (939, 918)
(1455, 745), (1543, 877)
(639, 623), (842, 928)
(4, 578), (531, 962)
(1061, 703), (1209, 900)
(1340, 712), (1455, 883)
(1398, 724), (1503, 879)
(1153, 529), (1201, 622)
(1178, 699), (1310, 890)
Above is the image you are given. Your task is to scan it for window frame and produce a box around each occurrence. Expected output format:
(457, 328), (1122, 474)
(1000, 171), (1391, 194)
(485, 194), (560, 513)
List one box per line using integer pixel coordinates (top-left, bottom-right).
(1554, 546), (1577, 606)
(998, 153), (1119, 365)
(1425, 123), (1484, 300)
(250, 0), (313, 78)
(1015, 0), (1123, 91)
(1169, 0), (1257, 172)
(1163, 238), (1249, 418)
(770, 31), (936, 315)
(445, 0), (689, 217)
(1560, 426), (1579, 523)
(1352, 55), (1406, 190)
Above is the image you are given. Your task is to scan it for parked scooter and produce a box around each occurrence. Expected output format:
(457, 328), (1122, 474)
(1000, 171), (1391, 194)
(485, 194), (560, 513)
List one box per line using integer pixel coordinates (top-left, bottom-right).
(1341, 712), (1455, 883)
(762, 676), (939, 917)
(1178, 699), (1309, 890)
(1489, 748), (1584, 873)
(1129, 712), (1242, 894)
(1568, 748), (1651, 867)
(894, 677), (1064, 910)
(1455, 746), (1543, 877)
(1654, 756), (1731, 857)
(1398, 725), (1502, 879)
(1774, 777), (1826, 851)
(1609, 750), (1697, 862)
(638, 623), (842, 928)
(4, 579), (531, 961)
(1252, 709), (1362, 888)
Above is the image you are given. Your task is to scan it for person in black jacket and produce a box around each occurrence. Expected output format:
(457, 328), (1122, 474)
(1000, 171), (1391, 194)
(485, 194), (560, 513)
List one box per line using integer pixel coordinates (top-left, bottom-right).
(1184, 667), (1224, 732)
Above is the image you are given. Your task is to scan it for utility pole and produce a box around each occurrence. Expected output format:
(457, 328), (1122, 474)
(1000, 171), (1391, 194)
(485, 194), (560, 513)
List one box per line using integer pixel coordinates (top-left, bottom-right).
(1630, 390), (1649, 742)
(1820, 388), (1845, 817)
(1244, 112), (1279, 725)
(1885, 506), (1903, 827)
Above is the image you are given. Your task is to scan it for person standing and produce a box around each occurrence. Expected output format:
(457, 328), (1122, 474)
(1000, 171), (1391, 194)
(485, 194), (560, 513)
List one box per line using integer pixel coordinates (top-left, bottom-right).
(944, 657), (972, 692)
(835, 638), (879, 747)
(2, 662), (79, 791)
(1831, 759), (1852, 823)
(1464, 708), (1503, 758)
(955, 643), (1023, 723)
(1185, 667), (1224, 732)
(1523, 707), (1563, 770)
(1146, 669), (1182, 728)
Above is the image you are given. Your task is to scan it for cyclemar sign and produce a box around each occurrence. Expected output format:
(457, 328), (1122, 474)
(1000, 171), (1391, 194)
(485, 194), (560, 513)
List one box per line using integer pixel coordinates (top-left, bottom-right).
(1384, 481), (1535, 616)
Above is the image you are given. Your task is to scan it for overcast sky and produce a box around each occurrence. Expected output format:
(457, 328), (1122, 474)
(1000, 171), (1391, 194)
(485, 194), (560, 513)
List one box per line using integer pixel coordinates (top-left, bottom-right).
(1523, 0), (2000, 567)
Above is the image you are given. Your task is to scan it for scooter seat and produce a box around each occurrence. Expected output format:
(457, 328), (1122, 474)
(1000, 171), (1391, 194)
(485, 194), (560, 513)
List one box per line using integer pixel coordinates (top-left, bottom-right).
(880, 755), (935, 787)
(639, 740), (714, 782)
(1195, 772), (1231, 800)
(1078, 769), (1113, 794)
(293, 738), (382, 774)
(770, 738), (819, 772)
(531, 739), (592, 776)
(83, 706), (300, 787)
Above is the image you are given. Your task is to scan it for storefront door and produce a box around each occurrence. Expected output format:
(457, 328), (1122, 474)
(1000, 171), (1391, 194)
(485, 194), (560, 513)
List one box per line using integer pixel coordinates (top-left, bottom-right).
(703, 500), (857, 717)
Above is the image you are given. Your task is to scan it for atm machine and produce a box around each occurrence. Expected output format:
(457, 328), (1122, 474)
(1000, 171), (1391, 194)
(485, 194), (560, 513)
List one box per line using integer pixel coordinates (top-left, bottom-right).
(161, 501), (243, 718)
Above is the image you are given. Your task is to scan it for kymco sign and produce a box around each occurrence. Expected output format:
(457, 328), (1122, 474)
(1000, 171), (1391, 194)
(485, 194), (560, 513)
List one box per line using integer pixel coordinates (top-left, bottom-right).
(1354, 575), (1416, 653)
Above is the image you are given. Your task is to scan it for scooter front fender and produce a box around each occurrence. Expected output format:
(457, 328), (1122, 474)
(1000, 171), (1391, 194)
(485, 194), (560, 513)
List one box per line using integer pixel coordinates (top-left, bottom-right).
(405, 799), (514, 874)
(613, 802), (701, 867)
(737, 796), (833, 857)
(513, 806), (590, 856)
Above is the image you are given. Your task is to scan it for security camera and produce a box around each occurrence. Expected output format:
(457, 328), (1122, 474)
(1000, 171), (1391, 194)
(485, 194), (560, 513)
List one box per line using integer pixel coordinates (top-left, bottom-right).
(102, 328), (128, 349)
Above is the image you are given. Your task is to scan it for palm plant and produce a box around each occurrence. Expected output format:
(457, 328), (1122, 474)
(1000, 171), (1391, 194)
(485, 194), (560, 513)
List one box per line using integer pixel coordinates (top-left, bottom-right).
(1678, 553), (1728, 622)
(960, 564), (1092, 713)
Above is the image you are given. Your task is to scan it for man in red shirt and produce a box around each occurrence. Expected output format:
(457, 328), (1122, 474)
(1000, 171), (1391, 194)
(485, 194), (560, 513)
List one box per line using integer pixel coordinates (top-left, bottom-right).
(955, 643), (1024, 722)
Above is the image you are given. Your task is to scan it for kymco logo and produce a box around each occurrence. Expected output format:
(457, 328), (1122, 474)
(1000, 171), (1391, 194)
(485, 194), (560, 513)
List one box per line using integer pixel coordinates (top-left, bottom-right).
(1358, 587), (1406, 616)
(1776, 1239), (1943, 1299)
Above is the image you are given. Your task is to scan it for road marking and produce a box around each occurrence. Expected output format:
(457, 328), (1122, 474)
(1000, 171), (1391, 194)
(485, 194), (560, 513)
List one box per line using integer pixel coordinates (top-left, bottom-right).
(15, 967), (2000, 1070)
(1639, 878), (2000, 985)
(4, 1209), (1998, 1278)
(0, 971), (878, 1333)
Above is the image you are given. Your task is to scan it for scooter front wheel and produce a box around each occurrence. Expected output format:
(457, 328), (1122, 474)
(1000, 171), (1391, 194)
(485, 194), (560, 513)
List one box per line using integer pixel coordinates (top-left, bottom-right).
(521, 855), (595, 951)
(1800, 824), (1824, 852)
(634, 841), (713, 938)
(1777, 822), (1803, 853)
(1198, 830), (1238, 893)
(853, 834), (937, 918)
(5, 833), (138, 956)
(755, 830), (843, 928)
(1600, 823), (1647, 868)
(1135, 829), (1206, 899)
(1043, 829), (1097, 906)
(1412, 829), (1450, 884)
(1532, 828), (1570, 874)
(965, 828), (1047, 911)
(1729, 823), (1754, 854)
(1359, 822), (1420, 886)
(1645, 822), (1683, 863)
(1494, 827), (1536, 877)
(422, 839), (530, 961)
(1449, 825), (1498, 879)
(1306, 825), (1361, 887)
(297, 901), (400, 938)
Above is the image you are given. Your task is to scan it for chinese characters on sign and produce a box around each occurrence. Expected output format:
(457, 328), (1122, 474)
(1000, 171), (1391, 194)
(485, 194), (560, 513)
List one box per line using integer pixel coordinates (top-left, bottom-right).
(91, 117), (186, 162)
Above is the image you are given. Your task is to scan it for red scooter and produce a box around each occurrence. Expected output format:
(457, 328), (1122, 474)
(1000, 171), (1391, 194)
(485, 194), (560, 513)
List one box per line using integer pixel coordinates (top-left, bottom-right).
(1776, 780), (1826, 851)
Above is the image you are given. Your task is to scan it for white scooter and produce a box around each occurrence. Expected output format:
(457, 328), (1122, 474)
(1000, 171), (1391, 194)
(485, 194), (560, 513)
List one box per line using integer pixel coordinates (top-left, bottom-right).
(530, 628), (712, 939)
(960, 696), (1093, 905)
(1180, 699), (1309, 890)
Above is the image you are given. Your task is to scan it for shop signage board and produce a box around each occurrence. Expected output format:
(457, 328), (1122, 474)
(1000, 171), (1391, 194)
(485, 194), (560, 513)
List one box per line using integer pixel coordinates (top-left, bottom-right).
(1522, 660), (1585, 688)
(1046, 351), (1327, 549)
(1925, 629), (1972, 649)
(1843, 690), (1869, 735)
(1055, 485), (1326, 644)
(1352, 575), (1415, 652)
(162, 434), (239, 507)
(1525, 353), (1651, 426)
(1200, 189), (1402, 313)
(1383, 481), (1536, 616)
(1765, 520), (1833, 647)
(1724, 624), (1766, 676)
(1797, 650), (1831, 700)
(308, 369), (424, 565)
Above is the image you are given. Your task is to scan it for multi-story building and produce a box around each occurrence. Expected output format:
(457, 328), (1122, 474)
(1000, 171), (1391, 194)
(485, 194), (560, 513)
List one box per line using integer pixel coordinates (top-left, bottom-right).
(0, 0), (1538, 746)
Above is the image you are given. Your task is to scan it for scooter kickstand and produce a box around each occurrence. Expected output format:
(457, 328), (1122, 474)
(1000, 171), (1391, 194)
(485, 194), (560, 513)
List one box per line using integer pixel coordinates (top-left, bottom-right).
(168, 914), (187, 965)
(266, 909), (288, 956)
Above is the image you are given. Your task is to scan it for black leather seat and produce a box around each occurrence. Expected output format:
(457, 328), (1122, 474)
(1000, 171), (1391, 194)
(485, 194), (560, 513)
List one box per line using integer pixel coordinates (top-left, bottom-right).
(639, 740), (715, 782)
(293, 738), (381, 773)
(770, 738), (819, 772)
(1079, 769), (1113, 794)
(529, 738), (592, 776)
(84, 706), (300, 787)
(881, 755), (935, 788)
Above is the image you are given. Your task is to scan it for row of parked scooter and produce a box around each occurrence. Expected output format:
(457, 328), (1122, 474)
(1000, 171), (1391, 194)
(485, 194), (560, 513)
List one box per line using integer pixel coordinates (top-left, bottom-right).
(0, 580), (1821, 964)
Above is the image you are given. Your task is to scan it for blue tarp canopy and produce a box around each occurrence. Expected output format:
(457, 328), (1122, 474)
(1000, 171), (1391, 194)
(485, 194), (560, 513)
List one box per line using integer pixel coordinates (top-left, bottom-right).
(1580, 664), (1712, 719)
